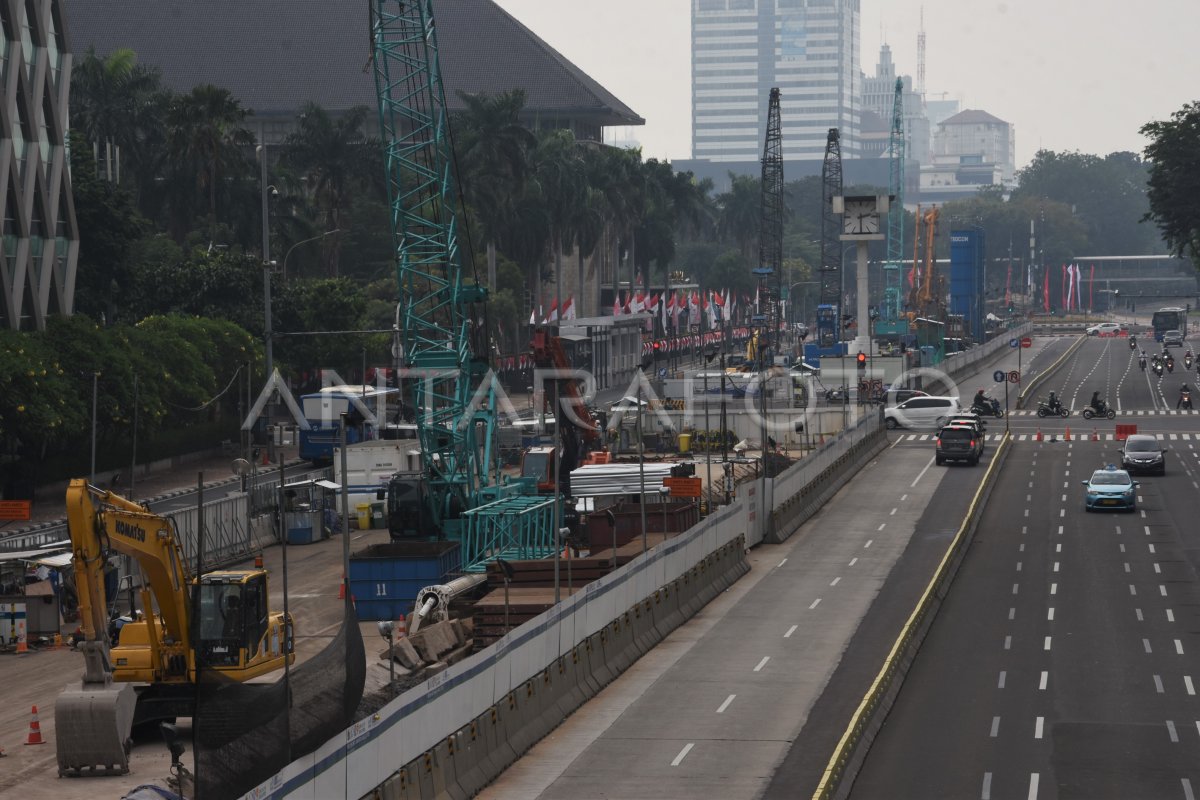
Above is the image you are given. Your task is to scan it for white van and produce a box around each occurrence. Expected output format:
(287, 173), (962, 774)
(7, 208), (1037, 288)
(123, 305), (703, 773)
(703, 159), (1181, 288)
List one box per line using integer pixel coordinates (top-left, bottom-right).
(884, 395), (962, 430)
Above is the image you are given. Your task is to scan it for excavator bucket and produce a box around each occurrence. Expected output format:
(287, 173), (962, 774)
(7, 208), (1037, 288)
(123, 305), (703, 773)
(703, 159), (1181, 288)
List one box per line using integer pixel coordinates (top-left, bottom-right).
(55, 680), (137, 776)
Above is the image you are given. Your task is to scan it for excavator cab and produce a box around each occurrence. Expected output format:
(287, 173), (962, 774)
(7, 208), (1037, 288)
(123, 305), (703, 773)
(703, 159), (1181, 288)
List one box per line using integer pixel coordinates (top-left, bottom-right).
(196, 571), (289, 674)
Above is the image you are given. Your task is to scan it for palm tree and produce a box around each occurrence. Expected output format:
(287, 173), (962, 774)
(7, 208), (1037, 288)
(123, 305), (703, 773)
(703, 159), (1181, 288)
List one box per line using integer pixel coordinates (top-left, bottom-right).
(164, 85), (255, 233)
(717, 173), (762, 260)
(528, 129), (586, 310)
(453, 90), (537, 291)
(279, 103), (378, 276)
(70, 46), (164, 185)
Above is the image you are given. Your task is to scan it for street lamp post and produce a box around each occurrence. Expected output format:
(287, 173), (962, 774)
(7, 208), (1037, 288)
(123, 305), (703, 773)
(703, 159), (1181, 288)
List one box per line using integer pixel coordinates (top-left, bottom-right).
(258, 140), (278, 463)
(282, 229), (342, 282)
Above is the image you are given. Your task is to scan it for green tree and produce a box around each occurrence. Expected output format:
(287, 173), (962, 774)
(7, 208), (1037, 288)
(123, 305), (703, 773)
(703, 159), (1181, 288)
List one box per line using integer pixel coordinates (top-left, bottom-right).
(717, 173), (761, 260)
(164, 84), (256, 235)
(69, 47), (164, 185)
(1141, 103), (1200, 269)
(453, 90), (538, 291)
(68, 130), (151, 323)
(279, 103), (379, 277)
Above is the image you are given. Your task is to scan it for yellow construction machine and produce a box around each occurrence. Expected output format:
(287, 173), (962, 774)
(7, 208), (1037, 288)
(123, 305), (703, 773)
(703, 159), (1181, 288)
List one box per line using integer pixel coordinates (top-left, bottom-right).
(56, 478), (293, 776)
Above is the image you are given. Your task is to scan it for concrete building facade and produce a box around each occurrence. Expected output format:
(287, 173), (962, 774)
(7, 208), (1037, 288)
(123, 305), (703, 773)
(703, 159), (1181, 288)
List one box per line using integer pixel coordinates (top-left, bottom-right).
(0, 0), (78, 330)
(691, 0), (862, 163)
(860, 43), (930, 166)
(932, 108), (1016, 185)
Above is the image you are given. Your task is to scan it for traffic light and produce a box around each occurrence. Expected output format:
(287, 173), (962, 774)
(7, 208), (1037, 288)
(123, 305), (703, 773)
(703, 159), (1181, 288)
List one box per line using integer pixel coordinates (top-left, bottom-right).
(856, 351), (867, 373)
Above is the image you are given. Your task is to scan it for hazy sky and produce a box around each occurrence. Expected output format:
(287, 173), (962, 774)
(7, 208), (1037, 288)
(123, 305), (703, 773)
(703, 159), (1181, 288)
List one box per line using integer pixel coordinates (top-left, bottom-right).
(493, 0), (1200, 169)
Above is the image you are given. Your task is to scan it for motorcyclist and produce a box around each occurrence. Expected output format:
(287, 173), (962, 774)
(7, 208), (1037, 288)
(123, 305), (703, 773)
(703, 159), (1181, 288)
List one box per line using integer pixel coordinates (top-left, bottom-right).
(1186, 350), (1195, 369)
(973, 387), (988, 410)
(1167, 353), (1176, 372)
(1047, 391), (1061, 414)
(1179, 383), (1193, 410)
(1090, 391), (1105, 413)
(1129, 334), (1137, 349)
(1139, 352), (1147, 371)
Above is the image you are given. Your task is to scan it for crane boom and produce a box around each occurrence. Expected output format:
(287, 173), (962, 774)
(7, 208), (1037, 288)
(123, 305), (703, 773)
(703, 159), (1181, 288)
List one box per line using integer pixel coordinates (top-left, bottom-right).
(372, 0), (495, 534)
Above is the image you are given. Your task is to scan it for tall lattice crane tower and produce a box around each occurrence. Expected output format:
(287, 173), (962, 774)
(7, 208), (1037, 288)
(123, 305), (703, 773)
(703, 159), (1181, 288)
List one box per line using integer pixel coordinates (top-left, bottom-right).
(881, 77), (906, 331)
(758, 88), (784, 357)
(818, 128), (844, 348)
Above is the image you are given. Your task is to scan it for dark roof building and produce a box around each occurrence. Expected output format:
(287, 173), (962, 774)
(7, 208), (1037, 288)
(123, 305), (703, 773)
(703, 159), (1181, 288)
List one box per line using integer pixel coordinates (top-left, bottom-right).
(63, 0), (643, 144)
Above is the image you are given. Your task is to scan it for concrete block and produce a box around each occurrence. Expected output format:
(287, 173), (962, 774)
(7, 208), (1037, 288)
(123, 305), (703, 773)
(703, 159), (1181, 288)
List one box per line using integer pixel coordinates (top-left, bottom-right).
(454, 722), (488, 797)
(388, 637), (424, 670)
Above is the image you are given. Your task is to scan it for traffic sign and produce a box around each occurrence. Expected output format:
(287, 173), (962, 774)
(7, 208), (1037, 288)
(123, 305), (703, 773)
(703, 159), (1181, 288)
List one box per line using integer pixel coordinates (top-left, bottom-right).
(1007, 370), (1021, 384)
(1009, 338), (1019, 348)
(1020, 337), (1033, 348)
(663, 477), (702, 498)
(0, 500), (31, 521)
(993, 370), (1006, 383)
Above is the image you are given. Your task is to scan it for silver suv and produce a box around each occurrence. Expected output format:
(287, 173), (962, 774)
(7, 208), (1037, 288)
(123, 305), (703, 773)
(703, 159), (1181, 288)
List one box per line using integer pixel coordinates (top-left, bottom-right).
(884, 395), (962, 430)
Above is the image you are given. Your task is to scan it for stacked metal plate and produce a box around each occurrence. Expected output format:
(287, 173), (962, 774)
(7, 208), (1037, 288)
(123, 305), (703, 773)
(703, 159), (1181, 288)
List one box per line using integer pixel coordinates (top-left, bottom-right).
(568, 463), (676, 497)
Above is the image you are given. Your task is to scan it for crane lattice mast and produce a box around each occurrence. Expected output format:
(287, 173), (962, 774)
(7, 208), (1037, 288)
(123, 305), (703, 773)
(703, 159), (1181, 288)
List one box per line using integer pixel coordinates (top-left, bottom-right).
(759, 87), (784, 356)
(371, 0), (493, 533)
(819, 128), (844, 341)
(883, 77), (905, 326)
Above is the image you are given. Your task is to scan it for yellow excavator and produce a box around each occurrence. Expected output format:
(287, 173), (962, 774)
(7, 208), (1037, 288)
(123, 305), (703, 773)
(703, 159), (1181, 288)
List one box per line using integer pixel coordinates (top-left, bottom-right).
(56, 478), (293, 776)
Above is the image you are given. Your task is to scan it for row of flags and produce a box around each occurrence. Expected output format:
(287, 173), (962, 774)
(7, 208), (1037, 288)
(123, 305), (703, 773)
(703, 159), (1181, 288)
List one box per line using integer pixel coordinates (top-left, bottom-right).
(528, 295), (577, 324)
(1042, 264), (1096, 312)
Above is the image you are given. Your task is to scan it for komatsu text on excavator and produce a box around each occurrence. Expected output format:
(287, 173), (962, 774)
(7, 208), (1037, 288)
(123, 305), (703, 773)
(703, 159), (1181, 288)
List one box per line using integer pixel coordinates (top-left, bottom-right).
(55, 478), (293, 777)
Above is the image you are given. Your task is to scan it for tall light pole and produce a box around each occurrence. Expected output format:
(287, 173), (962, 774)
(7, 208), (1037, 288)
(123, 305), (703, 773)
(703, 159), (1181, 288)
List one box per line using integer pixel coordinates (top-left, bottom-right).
(258, 140), (278, 463)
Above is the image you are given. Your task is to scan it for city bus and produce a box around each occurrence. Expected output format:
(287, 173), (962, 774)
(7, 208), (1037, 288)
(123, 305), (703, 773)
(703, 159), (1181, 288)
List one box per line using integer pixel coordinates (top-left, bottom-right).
(1150, 307), (1188, 343)
(298, 385), (399, 462)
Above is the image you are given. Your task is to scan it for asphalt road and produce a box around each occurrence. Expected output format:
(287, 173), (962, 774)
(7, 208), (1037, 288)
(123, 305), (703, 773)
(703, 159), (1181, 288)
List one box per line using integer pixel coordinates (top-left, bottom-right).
(850, 334), (1200, 799)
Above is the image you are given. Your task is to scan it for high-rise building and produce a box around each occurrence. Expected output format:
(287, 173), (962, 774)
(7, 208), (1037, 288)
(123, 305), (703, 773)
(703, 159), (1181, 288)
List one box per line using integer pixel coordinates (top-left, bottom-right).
(860, 44), (930, 166)
(691, 0), (861, 163)
(0, 0), (78, 330)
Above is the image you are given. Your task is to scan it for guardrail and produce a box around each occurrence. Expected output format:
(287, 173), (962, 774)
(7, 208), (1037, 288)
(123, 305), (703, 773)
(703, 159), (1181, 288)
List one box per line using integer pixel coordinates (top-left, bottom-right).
(810, 431), (1013, 800)
(1016, 334), (1086, 409)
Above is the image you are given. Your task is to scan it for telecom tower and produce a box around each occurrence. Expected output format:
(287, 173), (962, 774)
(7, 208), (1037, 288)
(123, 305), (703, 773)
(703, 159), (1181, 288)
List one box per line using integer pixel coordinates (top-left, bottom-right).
(758, 88), (783, 359)
(879, 77), (907, 335)
(817, 128), (844, 351)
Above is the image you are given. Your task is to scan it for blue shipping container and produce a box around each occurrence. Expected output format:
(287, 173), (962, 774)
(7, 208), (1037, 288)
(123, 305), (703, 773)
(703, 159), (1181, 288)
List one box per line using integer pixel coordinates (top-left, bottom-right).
(348, 541), (461, 621)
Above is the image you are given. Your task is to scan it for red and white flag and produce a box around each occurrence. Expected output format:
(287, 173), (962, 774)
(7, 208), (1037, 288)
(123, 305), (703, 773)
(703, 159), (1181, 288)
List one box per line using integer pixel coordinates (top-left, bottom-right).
(612, 294), (621, 316)
(546, 297), (559, 323)
(562, 295), (575, 321)
(529, 306), (537, 325)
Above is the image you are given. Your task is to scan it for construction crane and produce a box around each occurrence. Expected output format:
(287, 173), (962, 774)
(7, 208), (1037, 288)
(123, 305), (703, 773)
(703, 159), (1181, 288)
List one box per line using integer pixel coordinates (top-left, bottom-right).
(816, 128), (844, 350)
(881, 77), (906, 330)
(907, 207), (943, 319)
(758, 87), (784, 361)
(372, 1), (556, 570)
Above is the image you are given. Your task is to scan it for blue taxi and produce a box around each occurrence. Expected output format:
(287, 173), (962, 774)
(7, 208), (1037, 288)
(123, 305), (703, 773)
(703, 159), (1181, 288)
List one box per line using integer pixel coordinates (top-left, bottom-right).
(1081, 465), (1139, 512)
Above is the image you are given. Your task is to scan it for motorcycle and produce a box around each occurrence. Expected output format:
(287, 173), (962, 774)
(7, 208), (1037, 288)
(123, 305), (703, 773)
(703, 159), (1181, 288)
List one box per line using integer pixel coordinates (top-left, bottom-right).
(1186, 352), (1194, 370)
(1081, 400), (1116, 420)
(1154, 362), (1164, 377)
(1139, 357), (1147, 372)
(1036, 399), (1069, 418)
(1129, 337), (1137, 350)
(972, 397), (1005, 418)
(1181, 389), (1194, 411)
(1166, 356), (1175, 374)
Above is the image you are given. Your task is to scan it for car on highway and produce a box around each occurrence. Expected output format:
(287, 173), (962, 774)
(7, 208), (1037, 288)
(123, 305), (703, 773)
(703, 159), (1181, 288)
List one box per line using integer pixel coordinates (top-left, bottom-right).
(880, 386), (928, 407)
(884, 395), (961, 430)
(1086, 322), (1123, 336)
(1163, 329), (1185, 347)
(935, 425), (982, 466)
(944, 413), (988, 449)
(1120, 434), (1167, 475)
(1081, 465), (1139, 512)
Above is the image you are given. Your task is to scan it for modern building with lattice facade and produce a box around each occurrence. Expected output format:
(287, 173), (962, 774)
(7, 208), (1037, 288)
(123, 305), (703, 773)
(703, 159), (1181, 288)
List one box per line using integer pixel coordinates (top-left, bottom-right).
(0, 0), (78, 330)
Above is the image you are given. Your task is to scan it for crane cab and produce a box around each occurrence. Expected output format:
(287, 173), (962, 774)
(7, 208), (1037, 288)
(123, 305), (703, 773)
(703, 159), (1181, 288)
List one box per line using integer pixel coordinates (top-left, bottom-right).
(520, 446), (557, 493)
(195, 570), (292, 678)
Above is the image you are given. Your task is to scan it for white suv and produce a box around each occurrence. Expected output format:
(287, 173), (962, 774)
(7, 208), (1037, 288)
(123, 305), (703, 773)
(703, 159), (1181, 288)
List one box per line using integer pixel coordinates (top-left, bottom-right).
(1086, 322), (1122, 336)
(884, 396), (962, 430)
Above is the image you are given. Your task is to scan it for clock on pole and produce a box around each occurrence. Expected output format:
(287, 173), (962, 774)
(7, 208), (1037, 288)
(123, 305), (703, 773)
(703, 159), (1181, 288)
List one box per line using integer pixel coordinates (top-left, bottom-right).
(833, 194), (892, 356)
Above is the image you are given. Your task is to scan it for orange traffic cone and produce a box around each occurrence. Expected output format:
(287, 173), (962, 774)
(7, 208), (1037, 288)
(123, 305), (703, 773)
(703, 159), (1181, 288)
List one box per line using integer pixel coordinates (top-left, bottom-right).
(337, 572), (347, 600)
(1035, 428), (1043, 442)
(24, 706), (46, 745)
(1064, 425), (1072, 441)
(1092, 428), (1099, 442)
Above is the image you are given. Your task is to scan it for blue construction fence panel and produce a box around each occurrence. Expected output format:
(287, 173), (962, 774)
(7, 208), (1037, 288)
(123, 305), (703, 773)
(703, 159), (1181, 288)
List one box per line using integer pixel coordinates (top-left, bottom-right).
(950, 228), (986, 342)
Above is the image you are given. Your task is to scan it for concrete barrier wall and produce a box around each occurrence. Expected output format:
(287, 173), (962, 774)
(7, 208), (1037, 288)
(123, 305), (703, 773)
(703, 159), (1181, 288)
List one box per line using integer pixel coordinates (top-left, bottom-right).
(242, 495), (752, 800)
